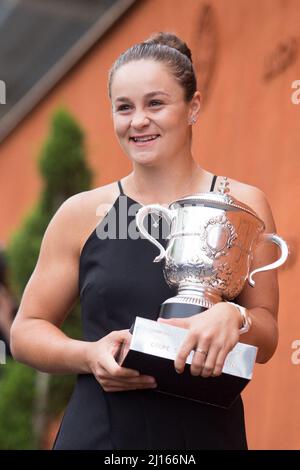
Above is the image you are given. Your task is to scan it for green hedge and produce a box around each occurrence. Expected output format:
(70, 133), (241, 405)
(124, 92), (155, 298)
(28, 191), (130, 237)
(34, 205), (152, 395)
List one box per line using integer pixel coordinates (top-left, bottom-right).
(0, 361), (36, 449)
(1, 108), (92, 449)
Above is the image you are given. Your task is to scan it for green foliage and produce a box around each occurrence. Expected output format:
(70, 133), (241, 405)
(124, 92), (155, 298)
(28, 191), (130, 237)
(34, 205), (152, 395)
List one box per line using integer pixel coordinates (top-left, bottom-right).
(0, 361), (36, 449)
(39, 109), (91, 212)
(1, 108), (93, 449)
(7, 204), (49, 299)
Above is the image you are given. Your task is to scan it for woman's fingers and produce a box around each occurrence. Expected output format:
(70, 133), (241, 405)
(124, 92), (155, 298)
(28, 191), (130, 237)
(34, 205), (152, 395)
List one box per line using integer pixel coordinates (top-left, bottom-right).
(196, 342), (233, 378)
(190, 347), (208, 376)
(174, 333), (199, 373)
(103, 383), (157, 392)
(105, 374), (156, 385)
(99, 375), (157, 392)
(158, 317), (191, 329)
(110, 329), (132, 341)
(212, 347), (229, 377)
(199, 344), (220, 378)
(102, 353), (140, 379)
(91, 329), (158, 391)
(100, 331), (141, 379)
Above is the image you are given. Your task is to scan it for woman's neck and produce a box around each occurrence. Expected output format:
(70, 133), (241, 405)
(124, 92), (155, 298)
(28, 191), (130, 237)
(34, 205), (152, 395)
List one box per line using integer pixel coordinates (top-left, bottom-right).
(124, 158), (210, 205)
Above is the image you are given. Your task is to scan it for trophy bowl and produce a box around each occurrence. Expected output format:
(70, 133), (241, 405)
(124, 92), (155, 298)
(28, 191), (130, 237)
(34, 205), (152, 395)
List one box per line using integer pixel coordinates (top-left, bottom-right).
(136, 186), (288, 318)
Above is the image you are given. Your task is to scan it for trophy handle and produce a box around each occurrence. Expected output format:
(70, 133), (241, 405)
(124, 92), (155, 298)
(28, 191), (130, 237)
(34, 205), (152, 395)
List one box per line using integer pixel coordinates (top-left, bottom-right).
(248, 233), (289, 287)
(136, 204), (173, 262)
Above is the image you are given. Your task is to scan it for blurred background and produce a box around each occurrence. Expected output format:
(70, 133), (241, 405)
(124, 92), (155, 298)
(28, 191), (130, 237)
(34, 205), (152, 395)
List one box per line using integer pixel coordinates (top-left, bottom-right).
(0, 0), (299, 450)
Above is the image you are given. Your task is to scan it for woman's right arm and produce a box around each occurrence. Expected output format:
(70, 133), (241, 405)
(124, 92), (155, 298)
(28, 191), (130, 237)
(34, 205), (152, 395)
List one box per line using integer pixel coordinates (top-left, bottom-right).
(10, 195), (92, 374)
(10, 194), (157, 391)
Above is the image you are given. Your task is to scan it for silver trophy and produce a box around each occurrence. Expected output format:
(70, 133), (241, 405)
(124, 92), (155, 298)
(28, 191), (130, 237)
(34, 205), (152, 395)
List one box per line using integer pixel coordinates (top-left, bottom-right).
(136, 177), (288, 318)
(120, 178), (289, 407)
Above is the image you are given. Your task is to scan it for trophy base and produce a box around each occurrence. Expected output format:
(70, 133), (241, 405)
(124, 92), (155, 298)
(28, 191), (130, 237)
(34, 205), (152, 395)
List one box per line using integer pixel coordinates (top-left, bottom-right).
(119, 317), (257, 409)
(159, 301), (207, 319)
(159, 288), (219, 319)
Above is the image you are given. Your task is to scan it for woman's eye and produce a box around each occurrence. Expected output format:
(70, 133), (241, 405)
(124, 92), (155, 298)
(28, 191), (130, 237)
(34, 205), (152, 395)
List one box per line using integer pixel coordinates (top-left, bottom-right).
(149, 100), (162, 107)
(116, 104), (131, 112)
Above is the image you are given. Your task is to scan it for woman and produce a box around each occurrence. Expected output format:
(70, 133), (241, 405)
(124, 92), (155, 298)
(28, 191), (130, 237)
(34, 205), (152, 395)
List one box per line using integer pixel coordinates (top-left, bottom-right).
(10, 32), (279, 449)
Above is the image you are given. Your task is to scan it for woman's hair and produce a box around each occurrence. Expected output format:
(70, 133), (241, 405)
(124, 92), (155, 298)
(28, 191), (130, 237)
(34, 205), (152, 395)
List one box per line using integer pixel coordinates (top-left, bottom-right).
(108, 32), (197, 102)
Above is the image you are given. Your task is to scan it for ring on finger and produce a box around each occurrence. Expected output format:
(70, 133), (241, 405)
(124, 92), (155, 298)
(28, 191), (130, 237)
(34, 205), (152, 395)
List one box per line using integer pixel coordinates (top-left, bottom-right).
(195, 348), (208, 357)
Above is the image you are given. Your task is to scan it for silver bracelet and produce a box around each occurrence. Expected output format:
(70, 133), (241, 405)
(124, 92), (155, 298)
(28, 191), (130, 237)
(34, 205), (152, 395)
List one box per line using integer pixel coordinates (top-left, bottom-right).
(226, 301), (252, 335)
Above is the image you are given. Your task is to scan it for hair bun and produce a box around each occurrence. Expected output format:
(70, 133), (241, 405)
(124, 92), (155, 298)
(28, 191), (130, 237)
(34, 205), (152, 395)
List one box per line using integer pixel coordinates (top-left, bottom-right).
(145, 32), (193, 63)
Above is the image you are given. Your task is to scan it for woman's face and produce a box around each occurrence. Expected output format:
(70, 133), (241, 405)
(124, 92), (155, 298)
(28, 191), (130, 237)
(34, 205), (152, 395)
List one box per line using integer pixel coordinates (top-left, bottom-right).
(110, 59), (198, 166)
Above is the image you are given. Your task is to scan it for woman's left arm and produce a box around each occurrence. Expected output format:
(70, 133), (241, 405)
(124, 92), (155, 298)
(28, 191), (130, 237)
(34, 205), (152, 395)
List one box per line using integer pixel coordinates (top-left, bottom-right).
(233, 187), (279, 363)
(159, 187), (280, 376)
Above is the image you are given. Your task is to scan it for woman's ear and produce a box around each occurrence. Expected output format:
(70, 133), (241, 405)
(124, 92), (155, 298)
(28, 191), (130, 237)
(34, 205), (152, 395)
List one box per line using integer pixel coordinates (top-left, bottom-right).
(188, 91), (201, 125)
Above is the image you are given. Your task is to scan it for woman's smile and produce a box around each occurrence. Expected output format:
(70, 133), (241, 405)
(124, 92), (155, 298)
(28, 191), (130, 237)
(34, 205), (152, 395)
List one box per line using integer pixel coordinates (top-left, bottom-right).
(129, 133), (161, 147)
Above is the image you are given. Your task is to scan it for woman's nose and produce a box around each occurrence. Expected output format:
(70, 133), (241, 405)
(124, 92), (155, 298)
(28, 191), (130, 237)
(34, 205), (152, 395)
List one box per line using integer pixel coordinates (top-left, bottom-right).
(130, 112), (150, 128)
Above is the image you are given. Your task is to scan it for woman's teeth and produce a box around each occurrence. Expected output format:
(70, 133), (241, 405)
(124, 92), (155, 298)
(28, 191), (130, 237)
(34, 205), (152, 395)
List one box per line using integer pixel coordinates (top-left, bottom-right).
(130, 135), (160, 142)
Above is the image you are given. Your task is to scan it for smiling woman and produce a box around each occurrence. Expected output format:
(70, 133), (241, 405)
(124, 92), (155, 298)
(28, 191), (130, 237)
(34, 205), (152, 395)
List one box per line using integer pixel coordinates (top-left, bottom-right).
(10, 32), (280, 450)
(109, 57), (200, 175)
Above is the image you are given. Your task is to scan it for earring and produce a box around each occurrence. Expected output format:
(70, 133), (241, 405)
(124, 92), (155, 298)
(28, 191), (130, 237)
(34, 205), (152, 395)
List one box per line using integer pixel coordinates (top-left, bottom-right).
(189, 117), (197, 125)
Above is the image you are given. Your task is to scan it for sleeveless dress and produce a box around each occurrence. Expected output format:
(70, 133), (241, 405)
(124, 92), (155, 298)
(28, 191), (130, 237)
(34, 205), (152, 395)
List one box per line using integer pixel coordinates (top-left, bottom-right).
(53, 175), (248, 450)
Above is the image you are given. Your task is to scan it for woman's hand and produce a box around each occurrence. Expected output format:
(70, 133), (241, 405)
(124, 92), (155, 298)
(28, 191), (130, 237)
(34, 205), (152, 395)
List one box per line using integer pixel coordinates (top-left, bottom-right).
(158, 303), (241, 378)
(86, 329), (157, 392)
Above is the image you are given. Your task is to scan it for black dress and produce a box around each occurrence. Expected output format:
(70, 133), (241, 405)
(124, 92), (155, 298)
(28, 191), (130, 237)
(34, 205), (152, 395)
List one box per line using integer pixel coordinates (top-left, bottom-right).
(53, 176), (248, 450)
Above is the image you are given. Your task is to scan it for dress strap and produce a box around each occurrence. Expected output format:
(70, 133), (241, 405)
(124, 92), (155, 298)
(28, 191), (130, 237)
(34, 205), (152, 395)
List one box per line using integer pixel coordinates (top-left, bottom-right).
(117, 180), (125, 196)
(209, 175), (217, 192)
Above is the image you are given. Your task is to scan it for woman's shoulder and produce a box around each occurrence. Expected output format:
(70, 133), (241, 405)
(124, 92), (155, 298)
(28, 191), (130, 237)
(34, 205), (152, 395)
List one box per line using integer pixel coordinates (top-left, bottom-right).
(45, 181), (121, 253)
(224, 176), (276, 231)
(225, 176), (264, 203)
(62, 181), (120, 214)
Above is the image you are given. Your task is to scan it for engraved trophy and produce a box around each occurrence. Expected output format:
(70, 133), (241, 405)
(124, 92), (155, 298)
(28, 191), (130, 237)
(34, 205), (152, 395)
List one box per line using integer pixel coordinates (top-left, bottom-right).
(119, 178), (289, 407)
